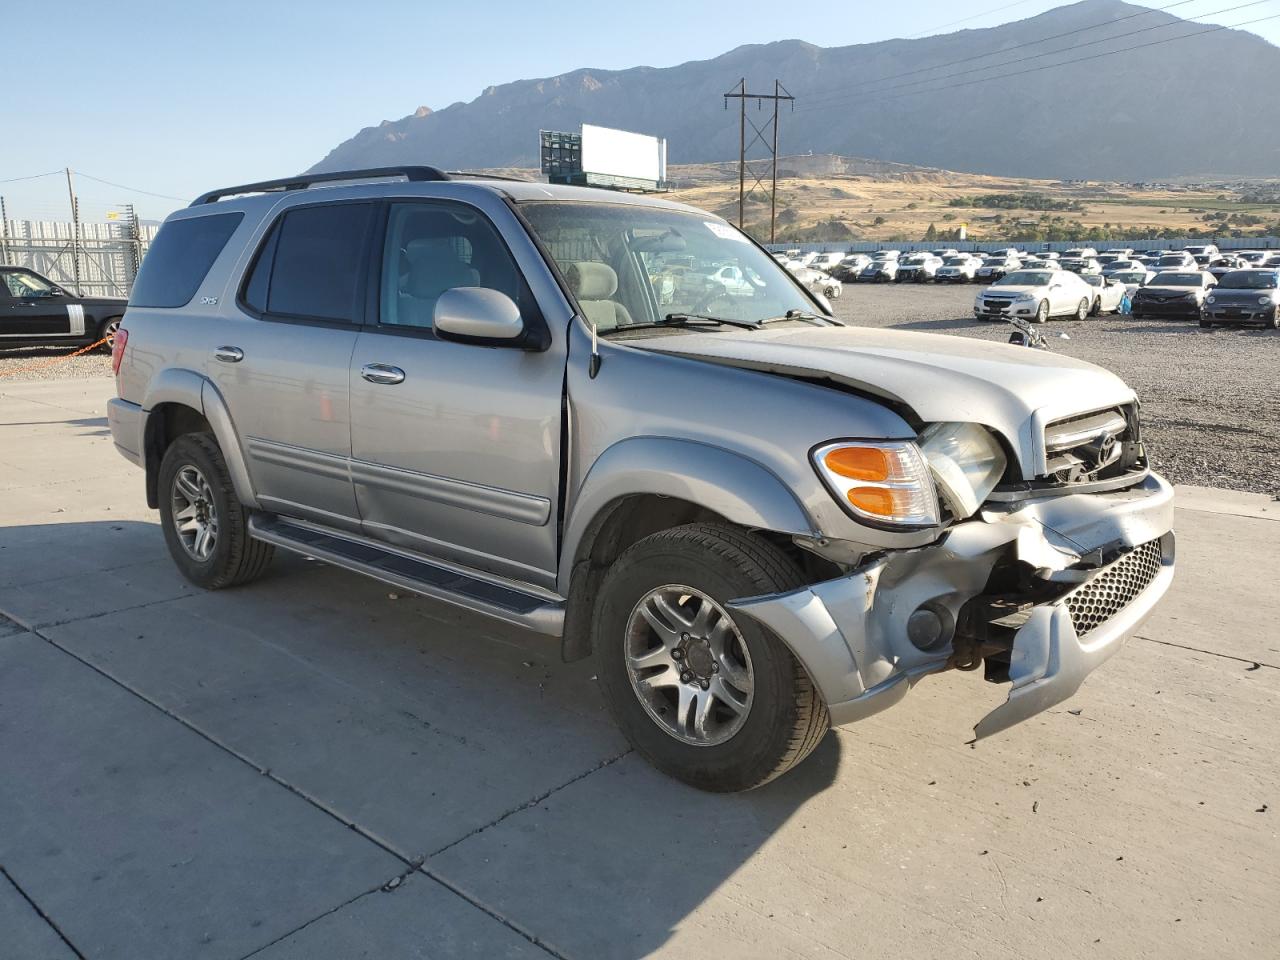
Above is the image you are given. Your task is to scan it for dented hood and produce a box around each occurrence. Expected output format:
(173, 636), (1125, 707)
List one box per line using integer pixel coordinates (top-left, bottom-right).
(632, 324), (1135, 479)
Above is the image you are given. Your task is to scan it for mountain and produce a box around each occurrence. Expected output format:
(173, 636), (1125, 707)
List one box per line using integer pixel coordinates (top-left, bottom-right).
(310, 0), (1280, 181)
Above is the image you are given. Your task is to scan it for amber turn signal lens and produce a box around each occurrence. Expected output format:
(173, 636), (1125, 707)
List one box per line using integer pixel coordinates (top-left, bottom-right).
(824, 446), (890, 482)
(846, 486), (896, 516)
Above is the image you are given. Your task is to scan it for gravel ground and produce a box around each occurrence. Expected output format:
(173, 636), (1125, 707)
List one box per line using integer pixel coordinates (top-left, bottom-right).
(832, 282), (1280, 496)
(0, 345), (112, 383)
(3, 284), (1276, 493)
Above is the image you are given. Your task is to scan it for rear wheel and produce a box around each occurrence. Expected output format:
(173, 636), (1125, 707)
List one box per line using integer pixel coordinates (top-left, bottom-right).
(97, 316), (122, 352)
(1075, 298), (1090, 321)
(158, 433), (274, 590)
(1089, 297), (1101, 317)
(594, 523), (829, 792)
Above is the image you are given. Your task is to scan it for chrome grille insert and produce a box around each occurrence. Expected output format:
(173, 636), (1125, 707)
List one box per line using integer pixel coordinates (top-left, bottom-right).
(1063, 539), (1163, 637)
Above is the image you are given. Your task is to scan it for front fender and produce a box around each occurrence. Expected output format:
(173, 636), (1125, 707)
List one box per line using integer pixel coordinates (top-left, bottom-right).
(557, 436), (817, 596)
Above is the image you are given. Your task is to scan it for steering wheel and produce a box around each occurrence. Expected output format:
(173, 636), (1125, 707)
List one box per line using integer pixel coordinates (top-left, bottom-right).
(689, 282), (734, 315)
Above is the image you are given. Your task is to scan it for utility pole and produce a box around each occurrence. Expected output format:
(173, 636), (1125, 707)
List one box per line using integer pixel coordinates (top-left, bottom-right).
(0, 195), (9, 266)
(123, 202), (141, 289)
(723, 79), (794, 243)
(65, 167), (82, 295)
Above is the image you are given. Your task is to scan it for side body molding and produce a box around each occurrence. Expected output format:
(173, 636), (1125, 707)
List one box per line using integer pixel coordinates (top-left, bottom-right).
(557, 437), (817, 596)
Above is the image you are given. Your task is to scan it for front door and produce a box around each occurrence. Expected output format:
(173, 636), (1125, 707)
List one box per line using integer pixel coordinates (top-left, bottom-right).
(208, 200), (375, 530)
(1, 270), (77, 341)
(348, 200), (566, 589)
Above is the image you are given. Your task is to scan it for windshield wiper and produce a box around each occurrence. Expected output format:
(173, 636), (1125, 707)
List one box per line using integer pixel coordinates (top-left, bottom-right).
(602, 313), (762, 334)
(760, 309), (833, 325)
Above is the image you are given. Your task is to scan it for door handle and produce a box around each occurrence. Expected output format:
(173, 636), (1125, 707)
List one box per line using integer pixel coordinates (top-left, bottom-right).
(361, 363), (405, 385)
(214, 345), (244, 363)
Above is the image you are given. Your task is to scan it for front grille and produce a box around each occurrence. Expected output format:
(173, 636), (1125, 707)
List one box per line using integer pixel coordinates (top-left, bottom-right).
(983, 298), (1012, 312)
(1063, 539), (1163, 637)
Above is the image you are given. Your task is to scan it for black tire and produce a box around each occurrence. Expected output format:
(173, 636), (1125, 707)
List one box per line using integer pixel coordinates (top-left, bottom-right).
(158, 433), (274, 590)
(1075, 298), (1090, 321)
(1199, 317), (1212, 328)
(1089, 297), (1101, 317)
(593, 523), (829, 792)
(97, 316), (123, 353)
(1035, 300), (1049, 324)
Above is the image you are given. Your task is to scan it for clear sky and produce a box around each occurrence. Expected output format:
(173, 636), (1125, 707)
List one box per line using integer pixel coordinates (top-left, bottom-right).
(5, 0), (1276, 220)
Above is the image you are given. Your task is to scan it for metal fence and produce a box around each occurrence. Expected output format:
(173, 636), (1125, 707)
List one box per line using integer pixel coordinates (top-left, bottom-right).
(767, 237), (1280, 256)
(0, 213), (159, 299)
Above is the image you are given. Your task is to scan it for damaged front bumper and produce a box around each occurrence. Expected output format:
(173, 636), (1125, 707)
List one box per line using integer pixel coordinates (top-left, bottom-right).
(729, 472), (1175, 738)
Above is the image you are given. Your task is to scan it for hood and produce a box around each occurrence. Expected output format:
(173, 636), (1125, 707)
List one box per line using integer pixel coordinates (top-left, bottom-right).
(982, 284), (1038, 296)
(1138, 285), (1201, 296)
(631, 325), (1134, 480)
(1210, 287), (1275, 299)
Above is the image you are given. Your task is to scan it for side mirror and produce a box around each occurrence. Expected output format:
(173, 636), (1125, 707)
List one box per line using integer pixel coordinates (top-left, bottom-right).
(434, 287), (529, 347)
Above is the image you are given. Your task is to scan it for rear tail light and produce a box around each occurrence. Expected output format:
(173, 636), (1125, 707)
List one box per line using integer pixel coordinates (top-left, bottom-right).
(111, 328), (128, 376)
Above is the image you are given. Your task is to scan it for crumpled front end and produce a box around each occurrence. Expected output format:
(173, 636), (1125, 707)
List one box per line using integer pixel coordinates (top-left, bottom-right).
(728, 472), (1175, 738)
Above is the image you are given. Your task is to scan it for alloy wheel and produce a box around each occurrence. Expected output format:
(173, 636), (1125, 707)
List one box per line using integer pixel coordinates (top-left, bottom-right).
(170, 464), (218, 561)
(624, 584), (754, 747)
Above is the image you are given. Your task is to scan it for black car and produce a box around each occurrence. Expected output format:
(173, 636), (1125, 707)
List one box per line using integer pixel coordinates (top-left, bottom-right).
(0, 267), (126, 351)
(1201, 269), (1279, 329)
(1130, 271), (1215, 321)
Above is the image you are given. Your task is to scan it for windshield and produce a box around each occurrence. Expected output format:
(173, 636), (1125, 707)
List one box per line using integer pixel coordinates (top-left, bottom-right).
(1157, 255), (1189, 266)
(995, 270), (1053, 286)
(1113, 271), (1147, 284)
(1216, 270), (1278, 290)
(1083, 275), (1105, 287)
(943, 257), (968, 266)
(1151, 272), (1202, 286)
(1063, 250), (1088, 258)
(519, 201), (818, 330)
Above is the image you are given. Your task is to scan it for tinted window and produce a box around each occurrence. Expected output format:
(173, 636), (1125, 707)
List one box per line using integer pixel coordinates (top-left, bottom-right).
(130, 212), (243, 308)
(380, 202), (531, 330)
(249, 202), (374, 322)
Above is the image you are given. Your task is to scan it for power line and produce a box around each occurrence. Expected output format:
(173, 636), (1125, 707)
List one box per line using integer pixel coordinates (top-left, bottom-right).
(0, 171), (61, 184)
(72, 171), (187, 202)
(904, 0), (1042, 39)
(798, 0), (1206, 111)
(869, 11), (1280, 102)
(800, 0), (1269, 109)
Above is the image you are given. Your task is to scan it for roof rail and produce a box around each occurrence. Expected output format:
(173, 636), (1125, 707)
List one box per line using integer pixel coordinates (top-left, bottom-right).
(189, 166), (451, 206)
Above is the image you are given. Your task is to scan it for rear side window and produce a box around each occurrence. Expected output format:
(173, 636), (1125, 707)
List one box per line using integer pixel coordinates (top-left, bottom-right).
(241, 202), (374, 323)
(129, 212), (243, 308)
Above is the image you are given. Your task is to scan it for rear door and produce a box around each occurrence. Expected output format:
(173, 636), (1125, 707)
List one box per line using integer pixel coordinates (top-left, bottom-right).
(348, 198), (566, 588)
(209, 200), (375, 530)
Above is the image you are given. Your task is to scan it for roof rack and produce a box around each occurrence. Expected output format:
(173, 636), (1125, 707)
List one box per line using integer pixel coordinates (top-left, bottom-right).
(189, 166), (451, 206)
(445, 170), (536, 183)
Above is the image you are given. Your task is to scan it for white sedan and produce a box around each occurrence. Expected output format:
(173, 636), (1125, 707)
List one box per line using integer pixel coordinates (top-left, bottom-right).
(790, 266), (842, 299)
(1081, 273), (1126, 315)
(972, 268), (1096, 322)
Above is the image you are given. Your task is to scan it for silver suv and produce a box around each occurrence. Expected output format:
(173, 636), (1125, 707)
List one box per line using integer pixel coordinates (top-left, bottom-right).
(107, 167), (1175, 791)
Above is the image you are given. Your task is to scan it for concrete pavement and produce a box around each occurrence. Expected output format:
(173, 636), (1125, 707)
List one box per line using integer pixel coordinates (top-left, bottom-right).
(1, 377), (1276, 960)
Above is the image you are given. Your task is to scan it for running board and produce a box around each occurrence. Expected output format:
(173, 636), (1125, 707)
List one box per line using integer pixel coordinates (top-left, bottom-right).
(248, 514), (564, 636)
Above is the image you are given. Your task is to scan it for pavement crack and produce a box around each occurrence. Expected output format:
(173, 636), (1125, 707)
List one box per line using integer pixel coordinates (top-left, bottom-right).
(1136, 635), (1279, 670)
(1, 865), (89, 960)
(426, 749), (631, 860)
(415, 869), (570, 960)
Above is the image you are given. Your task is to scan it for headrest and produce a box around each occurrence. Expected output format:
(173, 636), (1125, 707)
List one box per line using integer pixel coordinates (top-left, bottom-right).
(565, 261), (618, 300)
(405, 237), (461, 264)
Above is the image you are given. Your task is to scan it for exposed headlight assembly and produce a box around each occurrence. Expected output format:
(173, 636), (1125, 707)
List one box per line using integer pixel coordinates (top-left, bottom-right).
(1259, 295), (1274, 305)
(917, 422), (1009, 519)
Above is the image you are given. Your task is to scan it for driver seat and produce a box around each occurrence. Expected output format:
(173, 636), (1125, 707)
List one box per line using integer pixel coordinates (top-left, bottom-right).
(564, 261), (633, 331)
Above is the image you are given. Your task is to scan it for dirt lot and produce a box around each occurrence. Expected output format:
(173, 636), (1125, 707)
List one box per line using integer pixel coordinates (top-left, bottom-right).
(831, 282), (1280, 496)
(3, 284), (1276, 494)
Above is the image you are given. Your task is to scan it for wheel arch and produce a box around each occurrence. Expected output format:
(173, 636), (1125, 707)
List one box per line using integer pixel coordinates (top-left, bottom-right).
(557, 438), (819, 662)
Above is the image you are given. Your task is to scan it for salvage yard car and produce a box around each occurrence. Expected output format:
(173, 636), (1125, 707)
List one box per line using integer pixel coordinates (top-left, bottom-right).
(1082, 273), (1126, 315)
(935, 255), (979, 283)
(973, 268), (1095, 322)
(0, 266), (127, 351)
(894, 253), (942, 283)
(106, 167), (1176, 792)
(857, 258), (898, 282)
(1130, 270), (1216, 320)
(1200, 268), (1279, 329)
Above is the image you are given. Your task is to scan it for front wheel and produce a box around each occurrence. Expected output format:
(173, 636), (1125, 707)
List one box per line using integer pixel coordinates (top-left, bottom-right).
(1089, 298), (1101, 317)
(1075, 298), (1090, 321)
(1199, 317), (1212, 329)
(158, 433), (274, 590)
(593, 523), (829, 792)
(1035, 300), (1049, 324)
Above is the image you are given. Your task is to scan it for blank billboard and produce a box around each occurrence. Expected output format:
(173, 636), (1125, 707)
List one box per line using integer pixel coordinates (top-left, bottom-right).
(581, 124), (667, 184)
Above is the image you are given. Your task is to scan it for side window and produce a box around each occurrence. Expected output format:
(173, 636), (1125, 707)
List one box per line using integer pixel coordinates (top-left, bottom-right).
(129, 212), (244, 308)
(379, 202), (528, 330)
(242, 202), (374, 323)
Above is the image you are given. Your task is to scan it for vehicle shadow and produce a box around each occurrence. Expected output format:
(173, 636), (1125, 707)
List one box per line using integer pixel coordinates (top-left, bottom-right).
(0, 519), (842, 959)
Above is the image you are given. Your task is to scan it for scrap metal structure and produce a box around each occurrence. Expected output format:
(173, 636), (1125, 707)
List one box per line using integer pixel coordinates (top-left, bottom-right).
(724, 79), (794, 243)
